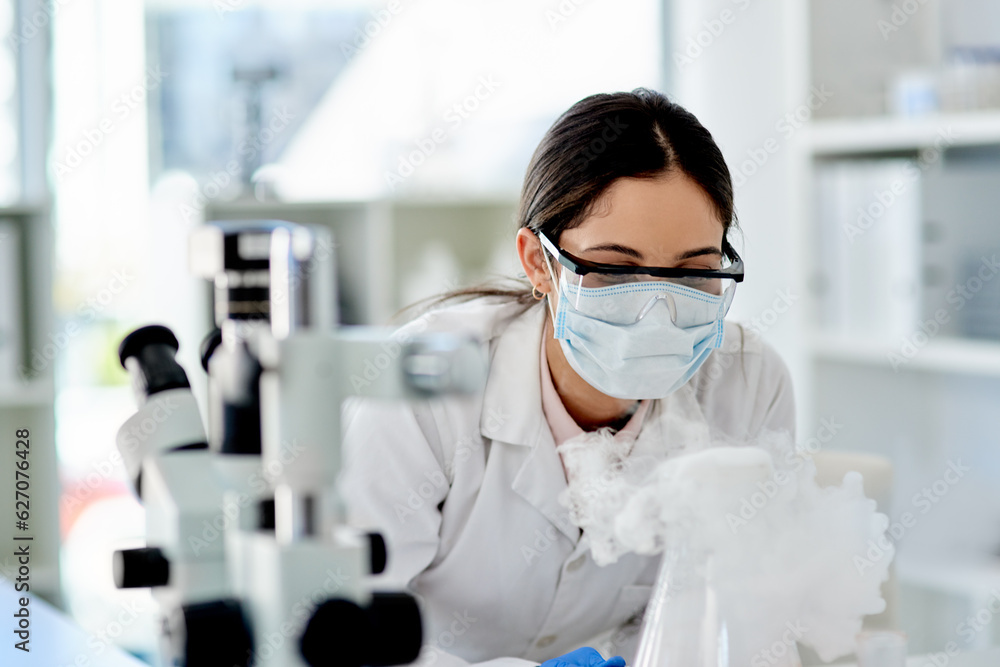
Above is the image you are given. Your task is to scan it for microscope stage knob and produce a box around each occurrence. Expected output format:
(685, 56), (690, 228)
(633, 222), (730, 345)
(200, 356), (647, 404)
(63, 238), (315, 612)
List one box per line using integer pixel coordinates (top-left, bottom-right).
(167, 599), (253, 667)
(113, 547), (170, 588)
(300, 598), (369, 667)
(299, 592), (422, 667)
(366, 592), (423, 665)
(368, 532), (387, 575)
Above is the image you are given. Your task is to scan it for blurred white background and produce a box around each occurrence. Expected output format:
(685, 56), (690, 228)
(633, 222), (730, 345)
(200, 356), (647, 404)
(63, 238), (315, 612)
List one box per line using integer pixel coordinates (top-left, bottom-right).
(2, 0), (1000, 662)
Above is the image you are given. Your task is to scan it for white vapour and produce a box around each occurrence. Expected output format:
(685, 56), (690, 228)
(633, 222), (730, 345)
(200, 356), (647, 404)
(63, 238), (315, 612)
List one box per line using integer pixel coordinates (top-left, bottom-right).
(557, 423), (893, 663)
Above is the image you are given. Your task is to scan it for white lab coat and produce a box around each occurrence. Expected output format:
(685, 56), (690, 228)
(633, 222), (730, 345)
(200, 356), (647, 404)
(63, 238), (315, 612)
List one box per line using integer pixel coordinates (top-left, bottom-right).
(340, 297), (795, 667)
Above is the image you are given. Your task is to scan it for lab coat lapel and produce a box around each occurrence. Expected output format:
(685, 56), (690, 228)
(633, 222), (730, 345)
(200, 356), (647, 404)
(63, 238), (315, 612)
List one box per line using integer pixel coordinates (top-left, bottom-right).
(478, 302), (581, 543)
(510, 425), (581, 543)
(478, 302), (547, 447)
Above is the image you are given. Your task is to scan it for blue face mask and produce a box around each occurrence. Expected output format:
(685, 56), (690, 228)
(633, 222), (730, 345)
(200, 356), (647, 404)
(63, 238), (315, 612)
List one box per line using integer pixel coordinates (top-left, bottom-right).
(545, 265), (736, 400)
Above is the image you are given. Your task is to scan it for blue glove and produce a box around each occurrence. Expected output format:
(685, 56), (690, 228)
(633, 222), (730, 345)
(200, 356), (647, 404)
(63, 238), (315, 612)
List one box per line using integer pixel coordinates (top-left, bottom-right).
(540, 646), (627, 667)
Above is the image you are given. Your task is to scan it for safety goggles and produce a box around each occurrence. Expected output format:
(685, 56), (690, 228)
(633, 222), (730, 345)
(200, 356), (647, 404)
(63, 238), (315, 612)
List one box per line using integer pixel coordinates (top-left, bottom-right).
(537, 231), (743, 293)
(537, 231), (742, 325)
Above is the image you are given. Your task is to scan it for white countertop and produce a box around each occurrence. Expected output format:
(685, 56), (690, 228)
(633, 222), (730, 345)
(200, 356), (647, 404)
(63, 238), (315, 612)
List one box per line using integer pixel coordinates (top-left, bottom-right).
(0, 578), (148, 667)
(5, 573), (1000, 667)
(831, 646), (1000, 667)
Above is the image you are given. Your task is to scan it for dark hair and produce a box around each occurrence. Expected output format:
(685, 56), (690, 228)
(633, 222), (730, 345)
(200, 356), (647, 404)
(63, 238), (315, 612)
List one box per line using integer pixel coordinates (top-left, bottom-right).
(401, 87), (739, 317)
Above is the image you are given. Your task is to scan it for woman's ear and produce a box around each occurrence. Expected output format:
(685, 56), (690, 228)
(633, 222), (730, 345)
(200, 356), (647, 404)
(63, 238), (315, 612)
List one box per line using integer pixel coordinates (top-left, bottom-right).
(516, 227), (555, 296)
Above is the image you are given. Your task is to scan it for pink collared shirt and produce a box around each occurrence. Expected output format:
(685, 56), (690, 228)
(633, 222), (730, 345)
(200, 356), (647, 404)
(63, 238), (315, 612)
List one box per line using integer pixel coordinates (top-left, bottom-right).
(538, 319), (649, 472)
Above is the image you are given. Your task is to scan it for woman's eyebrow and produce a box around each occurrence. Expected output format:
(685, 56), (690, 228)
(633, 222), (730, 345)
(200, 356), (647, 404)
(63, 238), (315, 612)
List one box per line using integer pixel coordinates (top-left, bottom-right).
(676, 246), (723, 260)
(580, 243), (723, 262)
(581, 242), (643, 259)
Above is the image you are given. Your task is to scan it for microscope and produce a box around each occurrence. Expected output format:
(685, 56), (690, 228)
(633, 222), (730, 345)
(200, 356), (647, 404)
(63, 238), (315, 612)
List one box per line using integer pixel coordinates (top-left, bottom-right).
(110, 220), (483, 667)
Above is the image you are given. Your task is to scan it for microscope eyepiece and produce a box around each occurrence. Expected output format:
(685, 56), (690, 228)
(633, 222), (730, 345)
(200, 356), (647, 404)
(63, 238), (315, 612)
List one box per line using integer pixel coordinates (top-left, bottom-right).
(119, 325), (191, 399)
(118, 324), (179, 366)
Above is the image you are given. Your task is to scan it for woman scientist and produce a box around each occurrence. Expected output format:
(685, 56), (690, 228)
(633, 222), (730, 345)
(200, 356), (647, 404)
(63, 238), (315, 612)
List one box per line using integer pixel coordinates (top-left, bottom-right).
(340, 88), (795, 667)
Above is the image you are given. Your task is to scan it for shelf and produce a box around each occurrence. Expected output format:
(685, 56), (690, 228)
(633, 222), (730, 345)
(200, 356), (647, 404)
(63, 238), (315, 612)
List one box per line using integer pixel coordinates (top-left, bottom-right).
(896, 552), (1000, 604)
(805, 111), (1000, 156)
(202, 198), (369, 214)
(203, 196), (517, 212)
(0, 201), (49, 217)
(810, 334), (1000, 377)
(0, 379), (55, 406)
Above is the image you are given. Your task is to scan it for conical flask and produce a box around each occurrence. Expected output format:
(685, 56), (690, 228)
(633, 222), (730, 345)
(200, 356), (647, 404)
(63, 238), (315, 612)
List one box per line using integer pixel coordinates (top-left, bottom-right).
(633, 544), (729, 667)
(633, 541), (803, 666)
